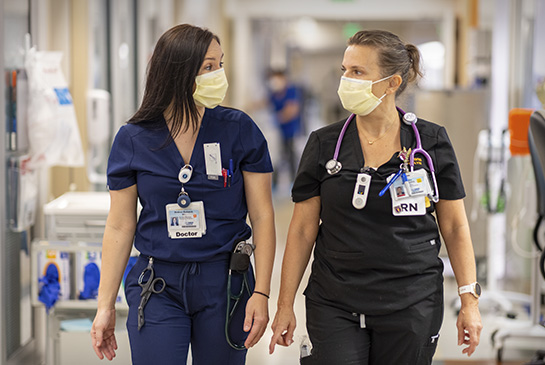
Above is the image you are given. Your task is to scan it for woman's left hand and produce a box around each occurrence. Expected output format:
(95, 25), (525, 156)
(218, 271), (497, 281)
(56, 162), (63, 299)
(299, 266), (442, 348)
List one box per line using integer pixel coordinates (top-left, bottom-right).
(243, 293), (270, 348)
(456, 301), (482, 356)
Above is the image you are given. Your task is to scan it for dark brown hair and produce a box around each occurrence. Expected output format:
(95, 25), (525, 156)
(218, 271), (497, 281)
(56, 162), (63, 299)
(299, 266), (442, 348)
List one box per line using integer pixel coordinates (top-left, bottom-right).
(129, 24), (220, 138)
(348, 30), (422, 96)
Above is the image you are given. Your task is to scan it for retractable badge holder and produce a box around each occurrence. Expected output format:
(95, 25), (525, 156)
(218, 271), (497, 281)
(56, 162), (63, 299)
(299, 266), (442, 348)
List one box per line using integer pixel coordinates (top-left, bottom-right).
(177, 165), (193, 208)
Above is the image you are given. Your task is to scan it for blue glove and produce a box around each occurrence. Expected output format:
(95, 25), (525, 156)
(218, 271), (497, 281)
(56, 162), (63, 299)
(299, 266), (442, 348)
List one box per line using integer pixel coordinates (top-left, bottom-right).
(38, 263), (61, 313)
(79, 262), (100, 300)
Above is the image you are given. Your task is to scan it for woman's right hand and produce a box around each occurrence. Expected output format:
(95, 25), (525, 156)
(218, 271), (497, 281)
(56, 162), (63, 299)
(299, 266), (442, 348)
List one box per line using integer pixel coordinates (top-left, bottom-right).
(91, 308), (118, 360)
(269, 305), (297, 354)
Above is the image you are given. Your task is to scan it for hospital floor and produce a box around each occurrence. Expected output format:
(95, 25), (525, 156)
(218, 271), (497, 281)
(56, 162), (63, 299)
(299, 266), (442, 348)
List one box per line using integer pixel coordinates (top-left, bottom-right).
(244, 191), (542, 365)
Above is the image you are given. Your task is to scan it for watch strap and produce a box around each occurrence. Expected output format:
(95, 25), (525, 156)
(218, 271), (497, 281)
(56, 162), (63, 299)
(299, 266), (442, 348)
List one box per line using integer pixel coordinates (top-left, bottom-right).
(458, 282), (479, 297)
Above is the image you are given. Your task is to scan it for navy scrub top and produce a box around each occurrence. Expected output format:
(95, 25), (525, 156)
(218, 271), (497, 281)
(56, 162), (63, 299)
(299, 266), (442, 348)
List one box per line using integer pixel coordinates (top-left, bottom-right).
(107, 106), (273, 263)
(292, 112), (465, 315)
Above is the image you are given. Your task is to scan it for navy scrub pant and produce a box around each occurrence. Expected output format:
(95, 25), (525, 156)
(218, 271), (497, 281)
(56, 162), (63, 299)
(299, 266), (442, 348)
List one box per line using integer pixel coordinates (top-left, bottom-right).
(302, 289), (444, 365)
(125, 255), (253, 365)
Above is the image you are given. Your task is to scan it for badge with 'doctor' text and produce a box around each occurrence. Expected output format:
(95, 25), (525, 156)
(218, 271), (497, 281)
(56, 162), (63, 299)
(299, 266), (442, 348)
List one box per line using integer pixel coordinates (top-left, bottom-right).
(166, 202), (207, 238)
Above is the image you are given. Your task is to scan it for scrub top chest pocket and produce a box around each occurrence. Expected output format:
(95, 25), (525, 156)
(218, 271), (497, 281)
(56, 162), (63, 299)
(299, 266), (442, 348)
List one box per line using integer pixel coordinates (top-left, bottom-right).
(198, 147), (245, 220)
(203, 142), (239, 188)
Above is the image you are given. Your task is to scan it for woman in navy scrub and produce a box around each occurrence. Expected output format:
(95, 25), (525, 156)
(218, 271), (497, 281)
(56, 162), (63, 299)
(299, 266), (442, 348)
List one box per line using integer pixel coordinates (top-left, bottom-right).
(269, 30), (482, 364)
(91, 24), (276, 365)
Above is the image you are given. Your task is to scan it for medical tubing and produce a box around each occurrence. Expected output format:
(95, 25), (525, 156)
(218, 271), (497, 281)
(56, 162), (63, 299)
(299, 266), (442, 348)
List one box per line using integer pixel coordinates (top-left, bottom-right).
(540, 248), (545, 280)
(508, 159), (541, 259)
(333, 114), (355, 161)
(533, 215), (544, 252)
(484, 129), (493, 213)
(333, 107), (404, 163)
(430, 172), (440, 202)
(496, 129), (508, 213)
(510, 214), (538, 259)
(409, 124), (422, 171)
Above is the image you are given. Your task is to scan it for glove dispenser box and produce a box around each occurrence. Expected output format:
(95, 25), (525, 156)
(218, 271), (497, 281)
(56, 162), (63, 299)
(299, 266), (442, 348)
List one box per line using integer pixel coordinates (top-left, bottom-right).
(37, 249), (71, 301)
(75, 251), (127, 303)
(76, 251), (101, 300)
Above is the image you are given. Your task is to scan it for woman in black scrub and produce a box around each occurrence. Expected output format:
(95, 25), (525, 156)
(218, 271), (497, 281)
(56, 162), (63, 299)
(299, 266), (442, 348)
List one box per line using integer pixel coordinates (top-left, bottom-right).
(269, 29), (482, 365)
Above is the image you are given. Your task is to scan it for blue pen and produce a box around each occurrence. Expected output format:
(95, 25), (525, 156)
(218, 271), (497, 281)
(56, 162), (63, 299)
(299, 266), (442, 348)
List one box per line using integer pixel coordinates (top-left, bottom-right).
(379, 169), (403, 197)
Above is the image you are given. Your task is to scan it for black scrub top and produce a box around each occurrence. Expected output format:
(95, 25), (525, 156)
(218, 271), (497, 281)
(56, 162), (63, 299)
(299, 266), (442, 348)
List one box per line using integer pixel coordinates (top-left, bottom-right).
(292, 112), (465, 315)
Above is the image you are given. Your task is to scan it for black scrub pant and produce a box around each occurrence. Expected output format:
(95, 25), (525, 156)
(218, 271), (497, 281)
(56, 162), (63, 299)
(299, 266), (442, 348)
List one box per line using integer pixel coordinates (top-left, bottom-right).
(302, 290), (443, 365)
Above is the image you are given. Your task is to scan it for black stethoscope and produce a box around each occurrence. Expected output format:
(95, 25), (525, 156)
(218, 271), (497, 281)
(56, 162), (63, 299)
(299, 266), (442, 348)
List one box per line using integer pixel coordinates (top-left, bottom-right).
(225, 267), (252, 350)
(325, 108), (439, 202)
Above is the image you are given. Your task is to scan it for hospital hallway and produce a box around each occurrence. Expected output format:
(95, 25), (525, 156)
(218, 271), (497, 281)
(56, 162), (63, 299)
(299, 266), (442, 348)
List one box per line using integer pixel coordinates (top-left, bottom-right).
(3, 0), (545, 364)
(244, 195), (537, 365)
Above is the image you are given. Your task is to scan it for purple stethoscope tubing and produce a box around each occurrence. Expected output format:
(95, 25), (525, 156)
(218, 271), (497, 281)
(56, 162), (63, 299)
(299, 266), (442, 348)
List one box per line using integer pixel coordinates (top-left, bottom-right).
(402, 112), (439, 202)
(332, 113), (356, 161)
(326, 107), (439, 202)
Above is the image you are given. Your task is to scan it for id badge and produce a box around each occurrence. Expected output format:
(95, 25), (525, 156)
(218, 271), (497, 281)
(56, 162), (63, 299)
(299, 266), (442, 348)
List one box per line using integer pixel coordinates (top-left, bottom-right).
(203, 143), (222, 179)
(388, 173), (410, 201)
(404, 169), (432, 197)
(166, 202), (207, 239)
(387, 174), (426, 216)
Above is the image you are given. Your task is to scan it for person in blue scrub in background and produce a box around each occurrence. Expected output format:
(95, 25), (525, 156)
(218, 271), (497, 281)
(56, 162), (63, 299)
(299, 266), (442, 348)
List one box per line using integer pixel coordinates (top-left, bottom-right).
(91, 24), (276, 365)
(268, 69), (303, 185)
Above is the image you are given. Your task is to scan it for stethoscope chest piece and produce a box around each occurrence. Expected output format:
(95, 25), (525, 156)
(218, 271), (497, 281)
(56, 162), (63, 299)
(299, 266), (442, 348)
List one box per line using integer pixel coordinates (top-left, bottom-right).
(403, 112), (417, 125)
(326, 159), (342, 175)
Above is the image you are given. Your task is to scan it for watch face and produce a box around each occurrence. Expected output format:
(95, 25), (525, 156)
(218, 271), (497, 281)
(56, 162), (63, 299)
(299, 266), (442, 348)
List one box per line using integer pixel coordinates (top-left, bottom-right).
(474, 282), (482, 296)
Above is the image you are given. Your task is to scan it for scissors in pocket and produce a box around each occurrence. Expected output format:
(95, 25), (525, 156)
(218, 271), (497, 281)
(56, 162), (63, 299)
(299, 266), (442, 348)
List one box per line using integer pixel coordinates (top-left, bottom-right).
(137, 257), (166, 330)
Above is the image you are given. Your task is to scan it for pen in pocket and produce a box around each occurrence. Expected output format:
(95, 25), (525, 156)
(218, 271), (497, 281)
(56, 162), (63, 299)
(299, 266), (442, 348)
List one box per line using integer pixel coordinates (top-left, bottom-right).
(222, 168), (228, 187)
(228, 159), (233, 187)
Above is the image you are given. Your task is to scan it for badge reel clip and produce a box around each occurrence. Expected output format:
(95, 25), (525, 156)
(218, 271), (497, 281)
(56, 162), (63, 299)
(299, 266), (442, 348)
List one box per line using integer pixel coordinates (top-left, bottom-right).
(177, 164), (193, 208)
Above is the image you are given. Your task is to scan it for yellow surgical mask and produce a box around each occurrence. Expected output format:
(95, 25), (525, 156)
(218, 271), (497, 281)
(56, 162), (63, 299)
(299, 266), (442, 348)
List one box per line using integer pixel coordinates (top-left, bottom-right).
(193, 68), (229, 109)
(337, 75), (393, 116)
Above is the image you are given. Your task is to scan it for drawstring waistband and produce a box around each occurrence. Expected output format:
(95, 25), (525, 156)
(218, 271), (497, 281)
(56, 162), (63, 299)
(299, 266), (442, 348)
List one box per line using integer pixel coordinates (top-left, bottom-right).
(179, 262), (200, 314)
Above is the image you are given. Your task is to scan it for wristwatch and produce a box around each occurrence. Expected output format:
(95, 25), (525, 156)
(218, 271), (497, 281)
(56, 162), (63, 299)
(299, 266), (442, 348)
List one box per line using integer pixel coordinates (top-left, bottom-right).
(458, 282), (481, 299)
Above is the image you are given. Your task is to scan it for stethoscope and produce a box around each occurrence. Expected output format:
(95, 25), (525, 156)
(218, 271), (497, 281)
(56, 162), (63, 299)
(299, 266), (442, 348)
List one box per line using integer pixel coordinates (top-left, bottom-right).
(225, 268), (252, 350)
(325, 108), (439, 202)
(225, 240), (255, 350)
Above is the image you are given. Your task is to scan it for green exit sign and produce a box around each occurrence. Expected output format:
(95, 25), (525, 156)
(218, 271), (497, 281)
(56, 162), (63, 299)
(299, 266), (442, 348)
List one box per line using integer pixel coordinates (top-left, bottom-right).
(343, 23), (360, 38)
